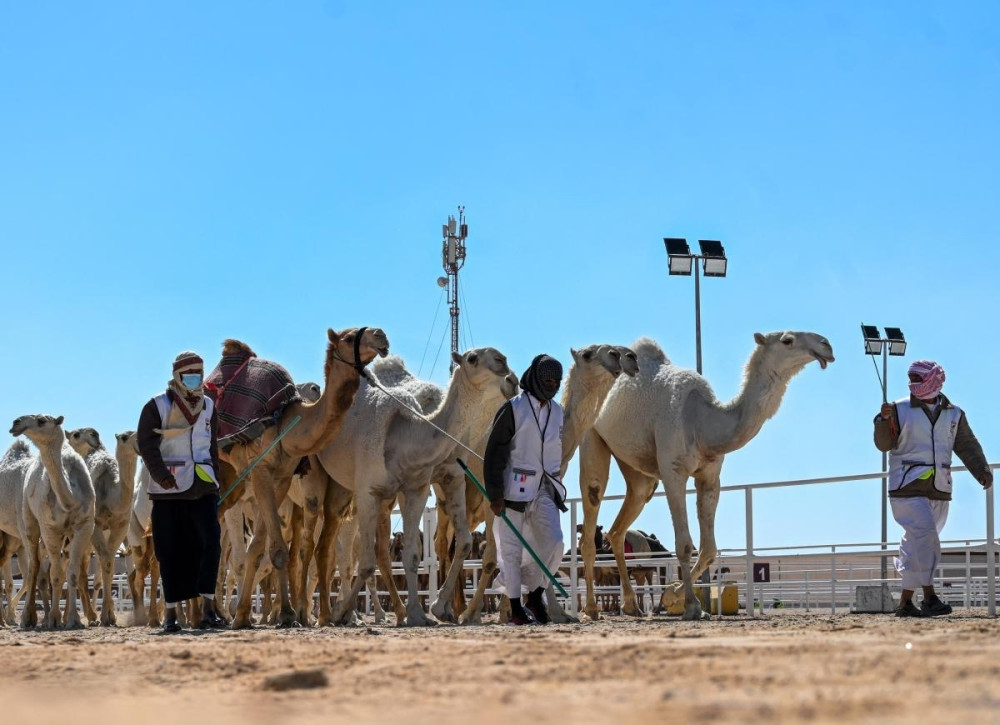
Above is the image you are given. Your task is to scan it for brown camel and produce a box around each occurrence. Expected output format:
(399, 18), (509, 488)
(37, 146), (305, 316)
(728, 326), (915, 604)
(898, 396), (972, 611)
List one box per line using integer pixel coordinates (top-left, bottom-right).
(225, 326), (389, 629)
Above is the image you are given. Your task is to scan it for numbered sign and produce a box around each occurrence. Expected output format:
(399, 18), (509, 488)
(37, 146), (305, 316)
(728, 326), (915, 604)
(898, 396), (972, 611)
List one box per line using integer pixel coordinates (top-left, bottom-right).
(753, 562), (771, 583)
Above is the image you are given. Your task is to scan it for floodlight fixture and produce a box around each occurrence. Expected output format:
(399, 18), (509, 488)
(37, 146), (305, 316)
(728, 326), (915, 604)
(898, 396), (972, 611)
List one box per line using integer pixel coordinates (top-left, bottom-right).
(698, 239), (727, 277)
(436, 276), (449, 288)
(664, 238), (693, 275)
(884, 327), (907, 357)
(861, 324), (883, 356)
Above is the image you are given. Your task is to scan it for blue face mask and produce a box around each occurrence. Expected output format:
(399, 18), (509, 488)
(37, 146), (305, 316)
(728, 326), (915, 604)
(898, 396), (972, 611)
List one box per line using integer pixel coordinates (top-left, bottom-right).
(180, 373), (203, 390)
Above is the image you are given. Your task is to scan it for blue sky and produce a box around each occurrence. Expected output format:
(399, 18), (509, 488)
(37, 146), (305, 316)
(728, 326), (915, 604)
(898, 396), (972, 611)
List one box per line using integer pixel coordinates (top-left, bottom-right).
(1, 2), (997, 555)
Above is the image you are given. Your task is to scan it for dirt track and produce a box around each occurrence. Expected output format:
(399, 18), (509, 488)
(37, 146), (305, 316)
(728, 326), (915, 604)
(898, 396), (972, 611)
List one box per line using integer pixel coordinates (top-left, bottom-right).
(2, 612), (1000, 724)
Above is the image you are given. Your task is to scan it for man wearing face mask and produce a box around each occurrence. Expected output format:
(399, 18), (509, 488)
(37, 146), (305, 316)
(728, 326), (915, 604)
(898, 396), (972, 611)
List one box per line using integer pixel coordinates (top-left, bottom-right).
(874, 359), (993, 618)
(484, 354), (568, 625)
(137, 351), (225, 632)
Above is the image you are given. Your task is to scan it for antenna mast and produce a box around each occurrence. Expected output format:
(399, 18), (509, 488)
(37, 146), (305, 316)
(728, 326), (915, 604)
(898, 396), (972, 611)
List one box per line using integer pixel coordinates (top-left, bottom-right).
(438, 206), (468, 371)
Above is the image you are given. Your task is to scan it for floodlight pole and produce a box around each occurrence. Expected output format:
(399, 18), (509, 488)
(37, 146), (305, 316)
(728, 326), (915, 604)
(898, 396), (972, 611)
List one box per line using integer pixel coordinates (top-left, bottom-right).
(694, 258), (703, 374)
(881, 346), (888, 584)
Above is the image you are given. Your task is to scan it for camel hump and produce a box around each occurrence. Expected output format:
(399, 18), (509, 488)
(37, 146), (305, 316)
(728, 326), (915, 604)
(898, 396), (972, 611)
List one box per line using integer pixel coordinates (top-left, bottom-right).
(221, 338), (256, 358)
(630, 337), (669, 365)
(370, 355), (413, 387)
(2, 439), (31, 463)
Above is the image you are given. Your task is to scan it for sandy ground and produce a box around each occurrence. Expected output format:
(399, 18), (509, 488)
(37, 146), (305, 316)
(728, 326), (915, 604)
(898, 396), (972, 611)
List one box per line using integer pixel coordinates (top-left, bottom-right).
(2, 611), (1000, 724)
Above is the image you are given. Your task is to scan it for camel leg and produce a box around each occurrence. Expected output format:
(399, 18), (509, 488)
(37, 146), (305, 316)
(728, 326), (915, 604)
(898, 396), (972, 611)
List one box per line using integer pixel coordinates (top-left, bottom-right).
(148, 547), (162, 626)
(63, 519), (95, 630)
(375, 499), (406, 621)
(222, 507), (247, 617)
(286, 503), (305, 624)
(688, 465), (722, 584)
(607, 458), (658, 617)
(399, 487), (434, 627)
(75, 543), (99, 625)
(91, 528), (118, 626)
(295, 474), (324, 626)
(231, 517), (268, 629)
(254, 475), (297, 628)
(332, 490), (377, 626)
(579, 428), (613, 621)
(659, 468), (704, 621)
(19, 515), (42, 630)
(315, 481), (352, 626)
(431, 472), (470, 624)
(459, 512), (497, 625)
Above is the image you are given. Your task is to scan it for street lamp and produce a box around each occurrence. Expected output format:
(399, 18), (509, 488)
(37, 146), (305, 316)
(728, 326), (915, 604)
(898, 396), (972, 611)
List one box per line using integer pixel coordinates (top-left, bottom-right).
(861, 323), (908, 604)
(664, 238), (728, 375)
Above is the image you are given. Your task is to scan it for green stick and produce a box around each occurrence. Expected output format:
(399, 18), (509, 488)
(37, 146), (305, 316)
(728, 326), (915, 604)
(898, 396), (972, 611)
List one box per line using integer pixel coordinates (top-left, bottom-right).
(457, 458), (568, 597)
(219, 415), (303, 504)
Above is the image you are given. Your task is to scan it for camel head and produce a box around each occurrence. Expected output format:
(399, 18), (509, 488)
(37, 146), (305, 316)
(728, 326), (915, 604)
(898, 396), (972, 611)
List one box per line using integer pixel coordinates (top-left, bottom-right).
(326, 327), (390, 376)
(450, 348), (518, 400)
(296, 381), (322, 404)
(571, 345), (623, 379)
(115, 430), (139, 456)
(751, 331), (835, 378)
(10, 414), (65, 445)
(67, 427), (102, 456)
(616, 346), (639, 377)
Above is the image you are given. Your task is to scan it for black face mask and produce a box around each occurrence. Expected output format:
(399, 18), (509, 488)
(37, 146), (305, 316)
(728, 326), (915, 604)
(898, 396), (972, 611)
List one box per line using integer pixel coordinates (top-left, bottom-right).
(520, 354), (563, 402)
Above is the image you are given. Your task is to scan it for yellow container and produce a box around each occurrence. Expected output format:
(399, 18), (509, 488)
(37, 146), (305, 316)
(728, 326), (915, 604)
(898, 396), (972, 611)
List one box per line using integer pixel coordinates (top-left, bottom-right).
(711, 584), (739, 615)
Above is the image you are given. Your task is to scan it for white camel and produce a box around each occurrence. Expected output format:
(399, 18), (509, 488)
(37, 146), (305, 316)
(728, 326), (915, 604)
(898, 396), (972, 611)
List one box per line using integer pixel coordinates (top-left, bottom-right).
(0, 440), (31, 625)
(11, 415), (96, 629)
(66, 427), (133, 626)
(317, 348), (517, 627)
(580, 331), (834, 620)
(123, 436), (163, 627)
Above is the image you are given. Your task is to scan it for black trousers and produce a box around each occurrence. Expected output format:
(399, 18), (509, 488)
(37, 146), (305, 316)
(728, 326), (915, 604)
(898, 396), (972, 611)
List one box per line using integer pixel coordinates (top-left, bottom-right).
(151, 494), (222, 605)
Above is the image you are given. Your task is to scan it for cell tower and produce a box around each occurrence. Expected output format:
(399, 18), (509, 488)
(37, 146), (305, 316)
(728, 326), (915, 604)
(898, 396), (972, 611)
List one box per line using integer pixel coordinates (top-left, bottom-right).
(436, 206), (468, 370)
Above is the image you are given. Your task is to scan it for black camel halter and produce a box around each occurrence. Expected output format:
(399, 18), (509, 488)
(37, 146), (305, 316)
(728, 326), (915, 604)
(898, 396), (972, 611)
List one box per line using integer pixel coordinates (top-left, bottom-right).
(331, 326), (370, 374)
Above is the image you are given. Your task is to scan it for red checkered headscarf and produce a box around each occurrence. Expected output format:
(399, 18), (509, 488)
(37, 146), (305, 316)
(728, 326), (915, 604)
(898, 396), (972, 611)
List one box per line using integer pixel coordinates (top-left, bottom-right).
(908, 360), (945, 400)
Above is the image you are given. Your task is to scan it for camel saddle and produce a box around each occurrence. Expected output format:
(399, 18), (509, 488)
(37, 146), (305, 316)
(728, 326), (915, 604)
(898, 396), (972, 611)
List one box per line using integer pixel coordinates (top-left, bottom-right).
(205, 341), (301, 453)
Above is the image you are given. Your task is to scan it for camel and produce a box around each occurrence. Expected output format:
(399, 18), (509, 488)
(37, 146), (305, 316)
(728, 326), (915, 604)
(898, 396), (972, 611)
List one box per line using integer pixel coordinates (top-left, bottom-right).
(121, 432), (167, 627)
(66, 427), (133, 626)
(316, 347), (517, 627)
(11, 415), (96, 629)
(0, 440), (31, 625)
(457, 344), (637, 625)
(227, 327), (389, 629)
(580, 331), (834, 621)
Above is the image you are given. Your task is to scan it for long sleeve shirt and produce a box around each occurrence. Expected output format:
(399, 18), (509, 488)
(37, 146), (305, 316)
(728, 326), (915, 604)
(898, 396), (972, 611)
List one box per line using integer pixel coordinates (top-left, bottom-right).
(137, 396), (221, 501)
(873, 394), (991, 500)
(484, 401), (517, 508)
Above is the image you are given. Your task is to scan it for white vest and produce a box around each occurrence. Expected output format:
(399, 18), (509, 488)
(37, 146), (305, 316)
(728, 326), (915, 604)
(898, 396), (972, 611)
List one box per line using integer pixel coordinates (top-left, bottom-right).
(150, 393), (218, 496)
(502, 392), (566, 504)
(888, 396), (963, 494)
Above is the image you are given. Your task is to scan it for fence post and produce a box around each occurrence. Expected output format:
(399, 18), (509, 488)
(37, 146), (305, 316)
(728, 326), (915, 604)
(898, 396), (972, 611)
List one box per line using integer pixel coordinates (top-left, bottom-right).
(745, 488), (755, 618)
(964, 544), (971, 610)
(987, 485), (996, 617)
(805, 571), (810, 612)
(569, 501), (579, 616)
(830, 546), (836, 615)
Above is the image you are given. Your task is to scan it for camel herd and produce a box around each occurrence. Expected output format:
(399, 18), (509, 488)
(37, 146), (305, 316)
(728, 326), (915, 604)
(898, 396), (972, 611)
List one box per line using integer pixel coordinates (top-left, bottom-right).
(0, 325), (834, 629)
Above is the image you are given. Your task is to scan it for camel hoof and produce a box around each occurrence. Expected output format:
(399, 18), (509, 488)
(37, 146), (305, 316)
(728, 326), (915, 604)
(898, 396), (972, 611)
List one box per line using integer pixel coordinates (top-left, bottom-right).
(430, 599), (456, 624)
(681, 606), (706, 622)
(400, 611), (436, 628)
(230, 615), (254, 630)
(64, 619), (86, 630)
(373, 612), (387, 625)
(550, 611), (579, 624)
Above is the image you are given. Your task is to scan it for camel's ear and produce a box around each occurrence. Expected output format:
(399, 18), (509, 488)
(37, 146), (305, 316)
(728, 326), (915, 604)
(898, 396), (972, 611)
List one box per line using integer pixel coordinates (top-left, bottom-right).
(54, 415), (64, 425)
(451, 351), (464, 367)
(754, 332), (766, 346)
(570, 347), (581, 363)
(327, 328), (340, 344)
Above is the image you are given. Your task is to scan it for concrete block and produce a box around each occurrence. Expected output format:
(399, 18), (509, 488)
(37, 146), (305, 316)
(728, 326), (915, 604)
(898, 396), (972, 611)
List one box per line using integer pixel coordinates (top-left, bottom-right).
(854, 584), (896, 613)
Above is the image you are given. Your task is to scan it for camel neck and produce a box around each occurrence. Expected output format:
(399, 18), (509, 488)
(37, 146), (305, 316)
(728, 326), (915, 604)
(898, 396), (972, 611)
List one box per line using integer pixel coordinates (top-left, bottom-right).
(282, 355), (361, 458)
(701, 349), (792, 455)
(116, 450), (138, 509)
(560, 368), (616, 475)
(37, 439), (75, 510)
